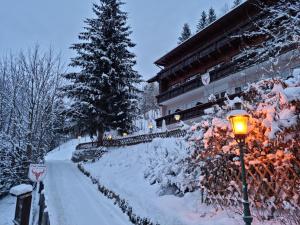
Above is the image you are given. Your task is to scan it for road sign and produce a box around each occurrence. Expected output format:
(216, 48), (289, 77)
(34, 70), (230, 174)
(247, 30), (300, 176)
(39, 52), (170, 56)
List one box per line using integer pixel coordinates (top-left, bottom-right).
(28, 164), (47, 182)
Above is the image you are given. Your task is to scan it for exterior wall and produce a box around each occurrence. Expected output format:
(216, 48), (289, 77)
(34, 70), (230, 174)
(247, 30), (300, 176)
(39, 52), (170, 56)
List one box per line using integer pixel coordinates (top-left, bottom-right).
(161, 49), (300, 118)
(160, 47), (239, 93)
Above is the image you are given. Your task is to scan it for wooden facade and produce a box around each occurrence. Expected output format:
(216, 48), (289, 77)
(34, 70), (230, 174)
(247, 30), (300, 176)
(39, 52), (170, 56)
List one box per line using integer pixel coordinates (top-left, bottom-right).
(148, 0), (299, 127)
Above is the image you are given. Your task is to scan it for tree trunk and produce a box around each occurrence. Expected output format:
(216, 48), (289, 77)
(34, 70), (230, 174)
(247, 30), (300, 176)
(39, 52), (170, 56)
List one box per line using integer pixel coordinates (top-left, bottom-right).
(97, 126), (104, 146)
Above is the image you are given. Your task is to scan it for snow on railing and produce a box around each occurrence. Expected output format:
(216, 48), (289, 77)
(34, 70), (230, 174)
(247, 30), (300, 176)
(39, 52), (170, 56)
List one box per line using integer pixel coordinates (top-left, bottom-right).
(76, 129), (187, 150)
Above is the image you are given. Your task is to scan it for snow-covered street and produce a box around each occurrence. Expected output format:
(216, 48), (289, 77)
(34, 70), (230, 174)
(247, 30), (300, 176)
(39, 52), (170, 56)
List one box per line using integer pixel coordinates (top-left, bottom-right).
(44, 160), (132, 225)
(45, 156), (132, 225)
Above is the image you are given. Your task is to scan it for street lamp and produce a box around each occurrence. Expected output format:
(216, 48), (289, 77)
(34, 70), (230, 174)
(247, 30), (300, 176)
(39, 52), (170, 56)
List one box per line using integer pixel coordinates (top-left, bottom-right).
(227, 109), (253, 225)
(148, 122), (153, 133)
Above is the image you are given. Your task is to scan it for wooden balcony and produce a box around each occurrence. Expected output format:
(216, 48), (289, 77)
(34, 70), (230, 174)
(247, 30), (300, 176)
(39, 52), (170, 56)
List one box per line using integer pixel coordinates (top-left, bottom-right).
(156, 93), (241, 127)
(157, 58), (246, 104)
(157, 20), (254, 80)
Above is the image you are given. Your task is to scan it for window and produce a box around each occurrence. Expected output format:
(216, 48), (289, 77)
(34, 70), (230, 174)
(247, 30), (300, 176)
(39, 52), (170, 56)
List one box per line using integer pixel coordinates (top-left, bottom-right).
(220, 91), (226, 98)
(235, 87), (242, 93)
(196, 102), (202, 106)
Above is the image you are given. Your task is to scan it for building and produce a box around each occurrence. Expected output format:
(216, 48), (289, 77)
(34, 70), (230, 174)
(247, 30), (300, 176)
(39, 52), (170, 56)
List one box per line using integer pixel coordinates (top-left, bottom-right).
(148, 0), (300, 128)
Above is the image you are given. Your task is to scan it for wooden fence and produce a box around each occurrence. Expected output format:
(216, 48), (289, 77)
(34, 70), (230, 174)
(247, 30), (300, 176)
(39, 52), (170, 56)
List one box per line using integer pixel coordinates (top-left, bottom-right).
(38, 182), (50, 225)
(76, 129), (187, 150)
(201, 153), (300, 223)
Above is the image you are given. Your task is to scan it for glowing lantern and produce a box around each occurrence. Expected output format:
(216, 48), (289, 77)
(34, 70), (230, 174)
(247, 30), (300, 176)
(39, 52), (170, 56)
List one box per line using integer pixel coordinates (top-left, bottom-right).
(123, 132), (128, 137)
(107, 134), (112, 140)
(148, 122), (153, 129)
(228, 110), (249, 139)
(174, 114), (181, 121)
(227, 109), (253, 225)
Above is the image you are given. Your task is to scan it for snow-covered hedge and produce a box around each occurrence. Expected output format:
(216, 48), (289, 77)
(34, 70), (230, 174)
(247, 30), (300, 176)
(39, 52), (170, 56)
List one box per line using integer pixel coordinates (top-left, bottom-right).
(141, 76), (300, 224)
(182, 76), (300, 223)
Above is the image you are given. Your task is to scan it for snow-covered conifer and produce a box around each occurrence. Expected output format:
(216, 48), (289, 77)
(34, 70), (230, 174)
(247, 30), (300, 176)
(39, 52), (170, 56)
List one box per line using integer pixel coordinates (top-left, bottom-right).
(232, 0), (242, 8)
(207, 7), (217, 24)
(196, 11), (208, 32)
(62, 0), (142, 142)
(178, 23), (192, 44)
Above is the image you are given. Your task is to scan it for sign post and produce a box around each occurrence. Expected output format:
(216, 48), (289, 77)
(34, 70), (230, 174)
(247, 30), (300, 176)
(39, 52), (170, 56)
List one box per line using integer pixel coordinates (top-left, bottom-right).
(28, 164), (47, 225)
(28, 164), (47, 183)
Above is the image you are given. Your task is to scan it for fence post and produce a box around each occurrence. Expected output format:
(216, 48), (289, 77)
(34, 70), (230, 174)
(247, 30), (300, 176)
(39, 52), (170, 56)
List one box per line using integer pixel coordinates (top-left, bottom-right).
(10, 184), (33, 225)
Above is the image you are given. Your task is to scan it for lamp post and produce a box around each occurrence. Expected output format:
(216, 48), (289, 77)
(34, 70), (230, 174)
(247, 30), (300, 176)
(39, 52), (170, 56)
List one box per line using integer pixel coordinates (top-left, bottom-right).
(174, 114), (181, 122)
(148, 122), (153, 133)
(227, 109), (253, 225)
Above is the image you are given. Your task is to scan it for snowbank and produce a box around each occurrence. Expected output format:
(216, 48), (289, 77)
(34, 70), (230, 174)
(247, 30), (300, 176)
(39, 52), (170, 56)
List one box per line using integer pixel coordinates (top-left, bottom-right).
(83, 138), (240, 225)
(0, 195), (16, 225)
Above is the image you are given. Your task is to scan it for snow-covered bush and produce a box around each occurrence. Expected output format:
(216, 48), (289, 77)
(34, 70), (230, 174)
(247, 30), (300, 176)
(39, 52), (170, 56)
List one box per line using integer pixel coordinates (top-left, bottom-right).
(142, 75), (300, 223)
(182, 76), (300, 223)
(143, 138), (199, 196)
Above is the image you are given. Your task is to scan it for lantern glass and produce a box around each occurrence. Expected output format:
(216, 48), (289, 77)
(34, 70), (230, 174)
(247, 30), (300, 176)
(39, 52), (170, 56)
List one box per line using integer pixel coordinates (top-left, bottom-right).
(123, 132), (128, 137)
(174, 114), (181, 121)
(148, 123), (153, 129)
(229, 115), (249, 136)
(108, 135), (112, 140)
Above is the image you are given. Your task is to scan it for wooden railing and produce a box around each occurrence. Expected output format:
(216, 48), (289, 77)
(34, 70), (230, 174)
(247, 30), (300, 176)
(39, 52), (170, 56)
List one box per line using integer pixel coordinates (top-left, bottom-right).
(156, 93), (241, 127)
(157, 57), (247, 104)
(76, 129), (187, 150)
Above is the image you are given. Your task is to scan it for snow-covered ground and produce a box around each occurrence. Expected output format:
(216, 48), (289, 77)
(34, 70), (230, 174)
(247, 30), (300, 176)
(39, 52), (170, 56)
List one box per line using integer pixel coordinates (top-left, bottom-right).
(45, 138), (132, 225)
(82, 138), (244, 225)
(0, 195), (16, 225)
(46, 138), (79, 161)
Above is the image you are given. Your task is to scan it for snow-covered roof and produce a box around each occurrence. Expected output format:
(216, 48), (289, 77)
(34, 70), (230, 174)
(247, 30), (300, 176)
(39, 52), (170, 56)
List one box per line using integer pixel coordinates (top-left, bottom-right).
(154, 0), (253, 67)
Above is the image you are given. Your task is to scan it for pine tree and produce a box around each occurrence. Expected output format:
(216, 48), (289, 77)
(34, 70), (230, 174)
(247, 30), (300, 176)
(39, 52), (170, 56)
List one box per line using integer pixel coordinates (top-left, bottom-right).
(196, 11), (208, 32)
(140, 83), (159, 115)
(178, 23), (192, 44)
(208, 7), (217, 24)
(221, 3), (230, 15)
(232, 0), (242, 8)
(62, 0), (141, 143)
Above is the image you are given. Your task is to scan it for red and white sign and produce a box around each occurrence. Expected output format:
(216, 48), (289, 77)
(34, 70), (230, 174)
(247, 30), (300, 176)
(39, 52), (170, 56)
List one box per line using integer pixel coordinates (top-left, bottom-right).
(28, 164), (47, 182)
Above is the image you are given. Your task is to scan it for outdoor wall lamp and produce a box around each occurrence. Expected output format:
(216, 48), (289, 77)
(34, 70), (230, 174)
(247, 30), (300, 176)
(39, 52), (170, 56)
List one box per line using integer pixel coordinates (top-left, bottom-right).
(148, 122), (153, 129)
(174, 114), (181, 121)
(227, 109), (253, 225)
(148, 122), (153, 133)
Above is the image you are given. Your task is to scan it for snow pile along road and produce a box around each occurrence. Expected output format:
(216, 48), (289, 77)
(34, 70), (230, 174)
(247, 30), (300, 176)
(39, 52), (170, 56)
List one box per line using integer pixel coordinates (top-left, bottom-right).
(83, 137), (240, 225)
(44, 138), (132, 225)
(0, 196), (16, 225)
(45, 139), (78, 161)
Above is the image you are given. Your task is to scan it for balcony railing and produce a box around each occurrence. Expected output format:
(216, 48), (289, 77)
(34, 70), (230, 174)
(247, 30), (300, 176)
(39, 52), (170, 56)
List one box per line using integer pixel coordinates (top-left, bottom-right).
(157, 58), (246, 104)
(156, 93), (241, 127)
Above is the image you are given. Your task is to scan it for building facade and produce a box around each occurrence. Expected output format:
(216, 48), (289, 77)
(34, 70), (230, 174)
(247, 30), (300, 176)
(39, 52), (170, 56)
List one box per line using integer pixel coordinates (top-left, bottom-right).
(148, 0), (300, 128)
